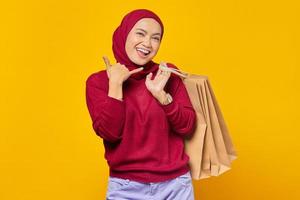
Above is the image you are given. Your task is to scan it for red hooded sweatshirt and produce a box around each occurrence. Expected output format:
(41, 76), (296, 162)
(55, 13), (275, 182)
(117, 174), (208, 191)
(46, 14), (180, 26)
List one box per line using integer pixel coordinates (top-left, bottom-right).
(85, 9), (196, 183)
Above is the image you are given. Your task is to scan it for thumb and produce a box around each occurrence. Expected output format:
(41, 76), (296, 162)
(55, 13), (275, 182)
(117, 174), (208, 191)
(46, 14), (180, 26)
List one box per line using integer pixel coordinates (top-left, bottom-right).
(129, 67), (144, 75)
(146, 72), (153, 80)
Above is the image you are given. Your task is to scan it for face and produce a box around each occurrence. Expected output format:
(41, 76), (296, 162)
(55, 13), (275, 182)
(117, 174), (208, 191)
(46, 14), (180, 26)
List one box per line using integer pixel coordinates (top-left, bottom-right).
(125, 18), (162, 66)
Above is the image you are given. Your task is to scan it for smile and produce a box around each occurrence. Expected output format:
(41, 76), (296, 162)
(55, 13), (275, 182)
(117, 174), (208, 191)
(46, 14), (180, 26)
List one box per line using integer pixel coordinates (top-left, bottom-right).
(136, 47), (151, 57)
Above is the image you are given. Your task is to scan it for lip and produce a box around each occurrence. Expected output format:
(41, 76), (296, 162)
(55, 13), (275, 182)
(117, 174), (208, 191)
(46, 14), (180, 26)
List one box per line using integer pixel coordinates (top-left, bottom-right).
(136, 47), (151, 53)
(136, 48), (149, 58)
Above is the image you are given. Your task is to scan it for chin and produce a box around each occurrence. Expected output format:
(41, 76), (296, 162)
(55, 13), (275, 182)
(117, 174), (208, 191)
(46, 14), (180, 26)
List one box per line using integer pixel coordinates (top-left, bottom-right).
(132, 56), (153, 66)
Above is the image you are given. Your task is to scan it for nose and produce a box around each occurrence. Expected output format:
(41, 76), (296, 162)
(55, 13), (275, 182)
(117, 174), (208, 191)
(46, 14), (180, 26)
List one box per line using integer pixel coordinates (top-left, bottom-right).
(142, 37), (151, 48)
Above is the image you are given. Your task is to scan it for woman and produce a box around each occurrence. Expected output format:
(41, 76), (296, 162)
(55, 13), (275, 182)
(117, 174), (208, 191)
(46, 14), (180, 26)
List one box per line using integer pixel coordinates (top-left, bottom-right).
(86, 9), (197, 200)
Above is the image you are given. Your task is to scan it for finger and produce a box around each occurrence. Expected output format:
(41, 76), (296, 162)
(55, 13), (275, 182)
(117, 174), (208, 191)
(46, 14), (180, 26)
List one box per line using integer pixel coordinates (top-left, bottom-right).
(160, 61), (167, 66)
(146, 72), (153, 80)
(162, 71), (171, 78)
(129, 67), (144, 75)
(161, 62), (168, 68)
(102, 56), (111, 68)
(159, 61), (168, 71)
(157, 68), (162, 76)
(166, 71), (171, 77)
(161, 70), (168, 75)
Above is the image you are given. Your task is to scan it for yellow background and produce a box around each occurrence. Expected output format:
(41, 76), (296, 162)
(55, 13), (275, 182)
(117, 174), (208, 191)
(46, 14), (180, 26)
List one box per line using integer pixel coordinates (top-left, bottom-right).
(1, 0), (299, 199)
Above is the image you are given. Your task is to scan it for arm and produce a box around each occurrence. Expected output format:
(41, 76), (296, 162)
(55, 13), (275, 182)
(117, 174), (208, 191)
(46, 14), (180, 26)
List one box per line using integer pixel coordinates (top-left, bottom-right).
(85, 74), (125, 142)
(160, 72), (196, 138)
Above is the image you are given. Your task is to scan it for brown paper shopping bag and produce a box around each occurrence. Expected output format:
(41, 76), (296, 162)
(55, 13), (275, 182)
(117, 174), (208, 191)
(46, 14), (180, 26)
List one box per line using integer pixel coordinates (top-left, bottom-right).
(159, 64), (237, 180)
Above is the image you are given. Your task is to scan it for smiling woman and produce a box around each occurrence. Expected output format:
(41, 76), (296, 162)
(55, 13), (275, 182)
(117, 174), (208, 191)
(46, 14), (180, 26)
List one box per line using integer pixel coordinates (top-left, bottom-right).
(85, 8), (196, 200)
(125, 19), (162, 65)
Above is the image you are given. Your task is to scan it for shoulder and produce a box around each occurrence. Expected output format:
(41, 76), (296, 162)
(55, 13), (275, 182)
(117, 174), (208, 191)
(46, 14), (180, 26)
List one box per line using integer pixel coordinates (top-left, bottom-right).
(86, 70), (108, 86)
(165, 62), (179, 70)
(163, 62), (183, 92)
(165, 62), (182, 81)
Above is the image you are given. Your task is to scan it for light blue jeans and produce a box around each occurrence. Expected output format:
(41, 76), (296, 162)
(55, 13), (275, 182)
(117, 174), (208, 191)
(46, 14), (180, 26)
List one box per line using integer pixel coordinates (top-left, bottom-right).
(106, 171), (195, 200)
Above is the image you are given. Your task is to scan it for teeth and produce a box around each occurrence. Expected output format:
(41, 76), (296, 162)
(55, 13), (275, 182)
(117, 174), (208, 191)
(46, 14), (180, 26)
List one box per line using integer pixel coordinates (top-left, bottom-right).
(137, 48), (150, 54)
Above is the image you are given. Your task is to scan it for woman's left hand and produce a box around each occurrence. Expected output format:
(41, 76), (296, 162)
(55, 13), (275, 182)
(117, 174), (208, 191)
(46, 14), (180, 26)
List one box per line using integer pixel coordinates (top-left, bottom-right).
(145, 67), (171, 100)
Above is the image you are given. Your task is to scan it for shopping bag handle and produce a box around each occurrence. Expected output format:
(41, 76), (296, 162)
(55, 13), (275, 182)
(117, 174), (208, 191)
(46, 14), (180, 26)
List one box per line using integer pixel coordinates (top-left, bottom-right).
(159, 62), (189, 79)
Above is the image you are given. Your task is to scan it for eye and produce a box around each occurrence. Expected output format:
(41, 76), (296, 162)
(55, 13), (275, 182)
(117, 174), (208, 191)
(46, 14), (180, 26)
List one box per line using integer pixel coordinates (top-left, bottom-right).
(152, 37), (160, 41)
(136, 32), (144, 36)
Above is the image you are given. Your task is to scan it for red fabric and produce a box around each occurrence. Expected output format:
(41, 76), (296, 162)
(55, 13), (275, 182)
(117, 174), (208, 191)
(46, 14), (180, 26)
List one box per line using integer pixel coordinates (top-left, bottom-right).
(112, 9), (164, 80)
(85, 9), (197, 183)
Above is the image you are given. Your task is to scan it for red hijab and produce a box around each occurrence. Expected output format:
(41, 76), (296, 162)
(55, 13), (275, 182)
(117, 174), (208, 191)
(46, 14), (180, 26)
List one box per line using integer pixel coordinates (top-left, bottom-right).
(112, 9), (164, 80)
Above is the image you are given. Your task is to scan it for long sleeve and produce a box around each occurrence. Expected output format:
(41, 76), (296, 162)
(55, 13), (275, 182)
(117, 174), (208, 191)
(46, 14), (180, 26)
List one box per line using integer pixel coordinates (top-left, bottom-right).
(161, 66), (197, 138)
(85, 73), (125, 142)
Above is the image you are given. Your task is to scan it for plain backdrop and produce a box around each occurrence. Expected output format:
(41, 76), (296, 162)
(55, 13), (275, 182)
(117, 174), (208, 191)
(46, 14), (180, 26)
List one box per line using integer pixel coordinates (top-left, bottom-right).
(1, 0), (299, 199)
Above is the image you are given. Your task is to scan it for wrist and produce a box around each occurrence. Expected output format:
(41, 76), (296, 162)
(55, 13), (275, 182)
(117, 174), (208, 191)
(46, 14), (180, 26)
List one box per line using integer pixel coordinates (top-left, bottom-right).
(108, 81), (123, 101)
(153, 90), (166, 102)
(109, 80), (123, 86)
(153, 90), (172, 105)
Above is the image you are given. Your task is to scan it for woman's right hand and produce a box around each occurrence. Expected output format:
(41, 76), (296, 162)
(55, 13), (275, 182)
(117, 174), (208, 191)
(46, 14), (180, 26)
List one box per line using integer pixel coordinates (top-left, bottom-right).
(103, 56), (144, 85)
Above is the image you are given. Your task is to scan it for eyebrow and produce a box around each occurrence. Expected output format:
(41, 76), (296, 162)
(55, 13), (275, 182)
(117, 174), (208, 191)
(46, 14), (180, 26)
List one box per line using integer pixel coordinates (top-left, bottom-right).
(136, 28), (161, 36)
